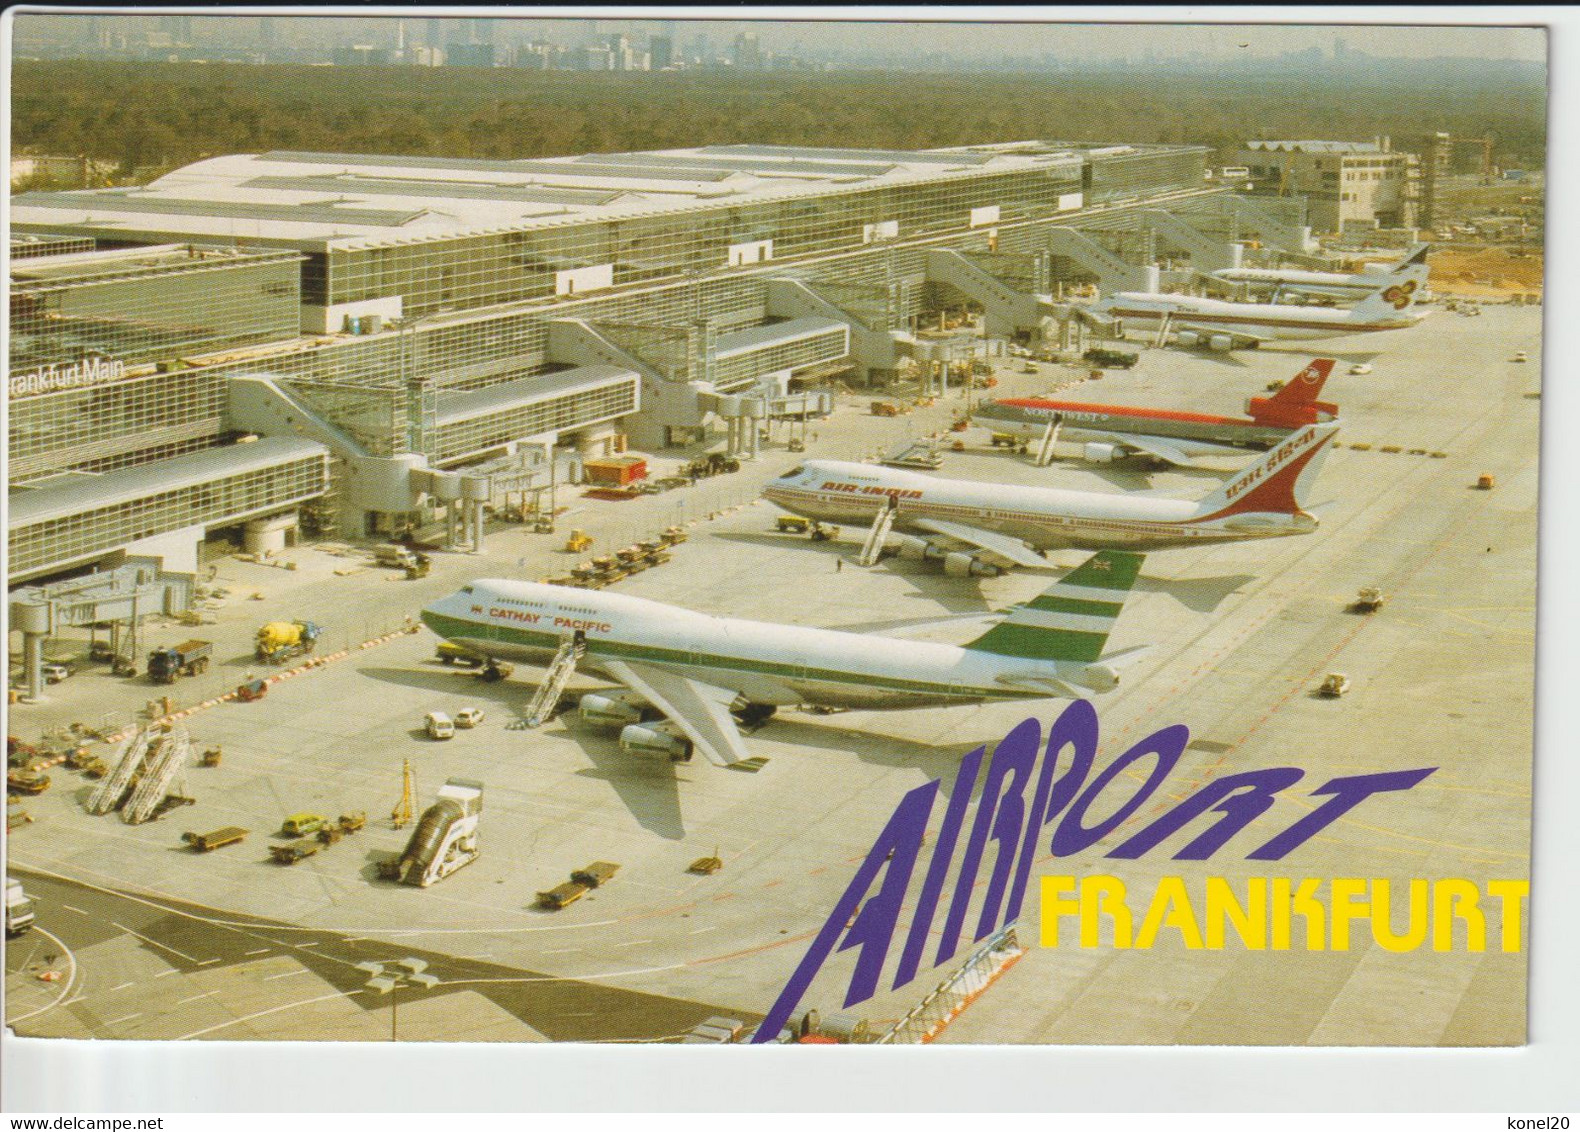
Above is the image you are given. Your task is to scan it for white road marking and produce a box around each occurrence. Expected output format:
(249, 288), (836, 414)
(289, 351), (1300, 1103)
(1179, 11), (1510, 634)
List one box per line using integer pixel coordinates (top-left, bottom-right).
(244, 948), (270, 957)
(544, 947), (579, 954)
(172, 991), (351, 1041)
(615, 939), (652, 948)
(263, 969), (310, 981)
(7, 927), (80, 1025)
(688, 926), (719, 934)
(61, 905), (88, 915)
(112, 920), (200, 964)
(176, 991), (217, 1006)
(104, 1013), (142, 1027)
(196, 957), (221, 966)
(155, 969), (182, 979)
(110, 981), (135, 992)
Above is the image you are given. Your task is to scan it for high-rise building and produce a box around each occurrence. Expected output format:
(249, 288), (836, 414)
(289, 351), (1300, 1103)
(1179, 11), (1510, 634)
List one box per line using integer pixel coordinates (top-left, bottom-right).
(649, 34), (673, 71)
(732, 31), (762, 70)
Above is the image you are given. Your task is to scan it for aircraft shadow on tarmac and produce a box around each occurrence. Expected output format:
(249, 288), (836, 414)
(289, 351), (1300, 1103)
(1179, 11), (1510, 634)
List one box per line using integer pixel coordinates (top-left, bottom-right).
(1134, 572), (1256, 614)
(544, 703), (994, 841)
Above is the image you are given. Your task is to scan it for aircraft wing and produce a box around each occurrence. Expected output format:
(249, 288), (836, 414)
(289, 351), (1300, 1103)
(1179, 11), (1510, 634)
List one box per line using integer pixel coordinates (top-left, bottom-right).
(599, 659), (750, 767)
(1175, 320), (1273, 346)
(908, 517), (1050, 569)
(1080, 429), (1245, 466)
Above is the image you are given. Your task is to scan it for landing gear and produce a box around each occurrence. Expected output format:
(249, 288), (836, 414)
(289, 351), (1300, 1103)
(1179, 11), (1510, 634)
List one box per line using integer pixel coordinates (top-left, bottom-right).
(734, 703), (778, 729)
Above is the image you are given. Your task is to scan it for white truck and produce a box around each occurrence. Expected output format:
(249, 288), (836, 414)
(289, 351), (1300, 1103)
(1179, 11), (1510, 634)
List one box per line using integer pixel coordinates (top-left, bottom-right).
(5, 876), (36, 935)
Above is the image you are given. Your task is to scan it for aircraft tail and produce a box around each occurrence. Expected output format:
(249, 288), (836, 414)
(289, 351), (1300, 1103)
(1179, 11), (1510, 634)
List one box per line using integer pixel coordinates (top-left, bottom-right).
(1392, 243), (1431, 272)
(1351, 276), (1422, 321)
(1191, 423), (1339, 521)
(964, 550), (1144, 662)
(1246, 358), (1339, 426)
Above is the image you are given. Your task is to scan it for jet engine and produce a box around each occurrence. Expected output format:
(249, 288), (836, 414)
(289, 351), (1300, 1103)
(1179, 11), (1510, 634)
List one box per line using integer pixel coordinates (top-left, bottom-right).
(1074, 663), (1122, 693)
(1082, 442), (1123, 463)
(893, 535), (934, 561)
(618, 721), (694, 763)
(1176, 330), (1203, 347)
(579, 691), (645, 727)
(942, 551), (1003, 578)
(1208, 334), (1235, 352)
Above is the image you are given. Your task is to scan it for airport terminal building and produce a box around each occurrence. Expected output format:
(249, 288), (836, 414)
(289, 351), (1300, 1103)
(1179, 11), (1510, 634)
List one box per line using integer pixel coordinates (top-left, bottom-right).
(8, 139), (1312, 586)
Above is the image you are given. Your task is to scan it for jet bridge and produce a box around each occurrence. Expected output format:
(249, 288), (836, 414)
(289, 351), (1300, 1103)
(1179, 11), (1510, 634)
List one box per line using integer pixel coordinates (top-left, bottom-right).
(1139, 210), (1243, 275)
(922, 249), (1054, 339)
(1046, 227), (1155, 293)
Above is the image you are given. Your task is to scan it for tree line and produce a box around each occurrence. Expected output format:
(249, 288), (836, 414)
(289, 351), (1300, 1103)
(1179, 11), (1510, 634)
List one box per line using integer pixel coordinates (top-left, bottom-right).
(12, 61), (1546, 183)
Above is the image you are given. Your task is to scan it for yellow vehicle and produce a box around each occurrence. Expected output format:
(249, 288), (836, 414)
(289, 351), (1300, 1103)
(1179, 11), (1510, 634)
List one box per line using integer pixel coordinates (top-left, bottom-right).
(775, 515), (811, 534)
(281, 812), (326, 837)
(537, 882), (589, 910)
(564, 529), (593, 553)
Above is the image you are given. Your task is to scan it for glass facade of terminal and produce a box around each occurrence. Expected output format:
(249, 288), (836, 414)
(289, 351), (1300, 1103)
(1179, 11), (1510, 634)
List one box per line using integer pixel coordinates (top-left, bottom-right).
(7, 143), (1212, 582)
(9, 248), (303, 373)
(320, 164), (1089, 316)
(10, 448), (329, 579)
(10, 370), (231, 483)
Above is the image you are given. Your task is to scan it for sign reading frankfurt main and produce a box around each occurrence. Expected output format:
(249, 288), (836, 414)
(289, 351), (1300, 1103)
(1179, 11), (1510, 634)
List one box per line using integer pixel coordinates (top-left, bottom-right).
(9, 356), (127, 397)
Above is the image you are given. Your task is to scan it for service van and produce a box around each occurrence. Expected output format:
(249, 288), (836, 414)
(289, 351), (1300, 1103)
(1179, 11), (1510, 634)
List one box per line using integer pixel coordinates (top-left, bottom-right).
(425, 711), (455, 740)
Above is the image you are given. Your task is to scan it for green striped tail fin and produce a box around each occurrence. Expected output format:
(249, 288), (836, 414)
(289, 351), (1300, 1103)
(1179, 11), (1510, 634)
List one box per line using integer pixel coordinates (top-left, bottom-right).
(964, 550), (1145, 661)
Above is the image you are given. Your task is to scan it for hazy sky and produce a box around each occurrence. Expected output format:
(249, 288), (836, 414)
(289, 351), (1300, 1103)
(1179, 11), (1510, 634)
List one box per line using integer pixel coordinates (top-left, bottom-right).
(17, 9), (1548, 64)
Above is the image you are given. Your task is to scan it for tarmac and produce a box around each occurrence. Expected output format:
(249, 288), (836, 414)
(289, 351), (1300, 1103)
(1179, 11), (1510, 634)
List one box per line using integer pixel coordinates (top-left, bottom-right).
(6, 300), (1540, 1046)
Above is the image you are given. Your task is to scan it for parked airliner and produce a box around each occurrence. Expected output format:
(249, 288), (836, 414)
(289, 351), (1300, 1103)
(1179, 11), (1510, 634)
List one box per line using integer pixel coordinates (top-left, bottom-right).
(1094, 277), (1423, 351)
(1211, 244), (1430, 303)
(763, 423), (1338, 575)
(421, 551), (1147, 767)
(971, 359), (1337, 467)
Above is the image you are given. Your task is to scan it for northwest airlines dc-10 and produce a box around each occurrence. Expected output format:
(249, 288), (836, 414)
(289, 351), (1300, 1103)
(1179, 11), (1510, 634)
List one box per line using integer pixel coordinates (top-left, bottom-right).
(971, 359), (1337, 467)
(1211, 244), (1431, 303)
(1094, 276), (1424, 352)
(421, 551), (1148, 767)
(763, 423), (1338, 575)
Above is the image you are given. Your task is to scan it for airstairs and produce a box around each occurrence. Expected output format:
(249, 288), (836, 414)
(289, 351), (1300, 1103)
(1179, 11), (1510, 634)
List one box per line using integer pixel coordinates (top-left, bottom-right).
(859, 498), (899, 567)
(122, 724), (191, 824)
(525, 637), (585, 728)
(86, 725), (154, 815)
(1033, 418), (1063, 467)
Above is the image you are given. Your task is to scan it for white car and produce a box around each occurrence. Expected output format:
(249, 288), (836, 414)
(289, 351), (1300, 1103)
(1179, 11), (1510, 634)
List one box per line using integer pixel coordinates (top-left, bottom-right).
(454, 707), (485, 729)
(1348, 363), (1373, 376)
(424, 711), (455, 740)
(42, 663), (73, 684)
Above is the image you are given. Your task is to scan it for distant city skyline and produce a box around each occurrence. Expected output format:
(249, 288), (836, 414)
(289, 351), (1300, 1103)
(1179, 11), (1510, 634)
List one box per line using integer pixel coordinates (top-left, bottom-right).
(11, 11), (1546, 69)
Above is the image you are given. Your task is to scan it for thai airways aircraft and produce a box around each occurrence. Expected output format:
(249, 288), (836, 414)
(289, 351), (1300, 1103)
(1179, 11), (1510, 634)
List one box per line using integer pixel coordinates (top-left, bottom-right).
(763, 423), (1338, 575)
(1094, 277), (1423, 352)
(970, 358), (1337, 467)
(1211, 244), (1430, 303)
(420, 551), (1148, 767)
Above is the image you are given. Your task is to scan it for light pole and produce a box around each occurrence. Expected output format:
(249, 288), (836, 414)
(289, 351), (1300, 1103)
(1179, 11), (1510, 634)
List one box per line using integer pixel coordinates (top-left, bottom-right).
(358, 957), (440, 1042)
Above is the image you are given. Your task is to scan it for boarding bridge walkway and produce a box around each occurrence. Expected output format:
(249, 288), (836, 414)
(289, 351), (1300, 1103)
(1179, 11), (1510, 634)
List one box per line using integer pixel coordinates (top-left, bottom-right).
(1046, 228), (1153, 293)
(1222, 196), (1318, 256)
(922, 249), (1053, 339)
(764, 277), (915, 380)
(1139, 210), (1241, 274)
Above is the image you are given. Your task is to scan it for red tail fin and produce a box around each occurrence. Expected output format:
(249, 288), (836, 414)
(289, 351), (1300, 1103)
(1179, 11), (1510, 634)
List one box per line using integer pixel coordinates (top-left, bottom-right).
(1245, 358), (1338, 426)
